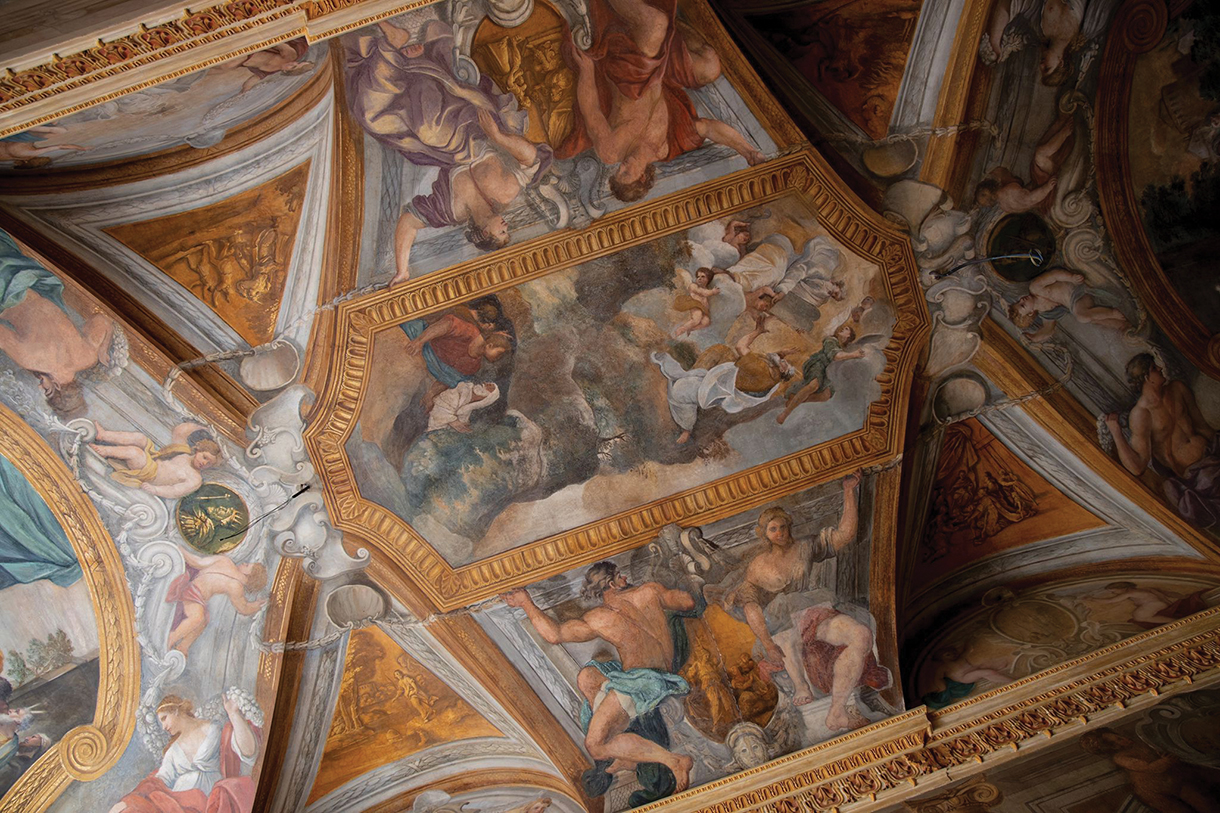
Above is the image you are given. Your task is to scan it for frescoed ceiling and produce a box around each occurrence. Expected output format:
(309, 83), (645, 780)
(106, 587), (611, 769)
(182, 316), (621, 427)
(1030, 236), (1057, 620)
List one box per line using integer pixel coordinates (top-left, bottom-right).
(0, 0), (1219, 811)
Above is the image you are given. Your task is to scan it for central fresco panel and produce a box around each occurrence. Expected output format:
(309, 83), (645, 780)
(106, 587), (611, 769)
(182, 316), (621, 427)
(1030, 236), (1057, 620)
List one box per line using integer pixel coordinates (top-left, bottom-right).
(349, 190), (899, 565)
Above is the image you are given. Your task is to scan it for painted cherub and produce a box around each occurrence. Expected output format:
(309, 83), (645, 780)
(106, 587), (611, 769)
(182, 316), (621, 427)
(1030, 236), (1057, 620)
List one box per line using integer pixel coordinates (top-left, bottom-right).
(1008, 267), (1130, 342)
(90, 421), (221, 499)
(165, 546), (268, 656)
(672, 267), (721, 338)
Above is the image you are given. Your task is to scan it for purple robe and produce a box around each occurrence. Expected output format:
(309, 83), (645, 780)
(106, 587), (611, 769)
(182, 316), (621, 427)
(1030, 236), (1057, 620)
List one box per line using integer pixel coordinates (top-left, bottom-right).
(345, 24), (552, 228)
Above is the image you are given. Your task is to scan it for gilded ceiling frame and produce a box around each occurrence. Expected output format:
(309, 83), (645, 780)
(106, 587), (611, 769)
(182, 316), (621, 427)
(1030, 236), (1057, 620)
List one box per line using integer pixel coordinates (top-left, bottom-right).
(0, 402), (139, 813)
(625, 607), (1220, 813)
(1095, 0), (1220, 379)
(303, 149), (930, 611)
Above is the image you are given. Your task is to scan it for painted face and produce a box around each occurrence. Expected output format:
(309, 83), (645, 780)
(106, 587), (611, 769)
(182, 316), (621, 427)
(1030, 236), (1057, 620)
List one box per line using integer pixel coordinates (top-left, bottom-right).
(976, 188), (998, 207)
(835, 325), (853, 343)
(35, 373), (57, 398)
(726, 226), (751, 251)
(765, 519), (791, 546)
(731, 732), (769, 767)
(1147, 364), (1166, 388)
(831, 285), (845, 301)
(484, 345), (509, 363)
(193, 451), (218, 470)
(489, 216), (510, 245)
(157, 710), (180, 735)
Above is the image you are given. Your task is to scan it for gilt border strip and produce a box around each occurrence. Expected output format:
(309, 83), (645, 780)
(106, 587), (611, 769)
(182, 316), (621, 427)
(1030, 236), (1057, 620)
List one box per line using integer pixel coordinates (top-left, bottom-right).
(1, 0), (804, 149)
(302, 149), (929, 612)
(629, 606), (1220, 813)
(0, 402), (140, 813)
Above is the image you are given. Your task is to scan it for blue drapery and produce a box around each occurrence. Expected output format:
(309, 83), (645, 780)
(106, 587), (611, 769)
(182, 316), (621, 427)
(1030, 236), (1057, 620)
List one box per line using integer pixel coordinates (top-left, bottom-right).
(0, 453), (81, 590)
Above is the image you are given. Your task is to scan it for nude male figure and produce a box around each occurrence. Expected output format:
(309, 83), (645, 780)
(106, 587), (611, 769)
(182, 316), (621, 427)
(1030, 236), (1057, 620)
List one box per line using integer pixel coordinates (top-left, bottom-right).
(566, 0), (763, 202)
(166, 546), (267, 656)
(1105, 354), (1220, 528)
(502, 564), (697, 791)
(1089, 582), (1182, 627)
(91, 421), (222, 499)
(1080, 728), (1220, 813)
(0, 232), (118, 415)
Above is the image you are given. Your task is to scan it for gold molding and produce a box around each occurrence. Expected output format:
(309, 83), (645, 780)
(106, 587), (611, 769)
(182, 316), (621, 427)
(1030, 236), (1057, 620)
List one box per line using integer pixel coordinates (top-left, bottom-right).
(870, 465), (905, 709)
(1094, 0), (1220, 379)
(919, 0), (994, 189)
(300, 40), (364, 398)
(974, 319), (1220, 561)
(632, 607), (1220, 813)
(303, 149), (930, 611)
(0, 402), (139, 812)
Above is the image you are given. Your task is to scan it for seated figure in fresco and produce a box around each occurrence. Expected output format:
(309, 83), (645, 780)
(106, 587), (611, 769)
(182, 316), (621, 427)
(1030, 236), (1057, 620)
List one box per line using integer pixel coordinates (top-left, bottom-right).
(107, 693), (259, 813)
(503, 562), (701, 800)
(165, 546), (268, 657)
(556, 0), (765, 202)
(714, 474), (890, 732)
(90, 421), (222, 500)
(217, 38), (313, 93)
(1079, 727), (1220, 813)
(0, 229), (124, 416)
(918, 643), (1015, 709)
(401, 312), (514, 412)
(345, 20), (553, 285)
(1087, 581), (1210, 630)
(981, 0), (1119, 86)
(1105, 353), (1220, 530)
(652, 335), (799, 444)
(1007, 266), (1130, 342)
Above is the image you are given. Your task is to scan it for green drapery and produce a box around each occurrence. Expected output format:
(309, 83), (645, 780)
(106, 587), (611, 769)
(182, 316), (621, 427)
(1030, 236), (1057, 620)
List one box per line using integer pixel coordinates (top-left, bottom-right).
(0, 453), (80, 590)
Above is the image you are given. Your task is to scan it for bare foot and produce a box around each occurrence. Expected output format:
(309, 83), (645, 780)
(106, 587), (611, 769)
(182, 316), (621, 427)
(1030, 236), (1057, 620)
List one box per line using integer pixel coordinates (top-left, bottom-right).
(794, 692), (813, 706)
(824, 705), (868, 732)
(776, 410), (790, 425)
(670, 753), (694, 792)
(389, 270), (410, 287)
(676, 430), (692, 444)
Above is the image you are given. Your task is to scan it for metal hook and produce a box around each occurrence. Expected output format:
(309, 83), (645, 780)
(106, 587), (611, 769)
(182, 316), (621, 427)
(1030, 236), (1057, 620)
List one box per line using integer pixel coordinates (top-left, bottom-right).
(932, 249), (1044, 280)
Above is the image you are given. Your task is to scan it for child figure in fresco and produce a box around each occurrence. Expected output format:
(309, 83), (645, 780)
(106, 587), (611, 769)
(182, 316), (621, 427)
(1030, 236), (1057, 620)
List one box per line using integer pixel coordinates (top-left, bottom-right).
(165, 546), (268, 657)
(672, 267), (721, 338)
(1008, 267), (1130, 342)
(90, 421), (222, 500)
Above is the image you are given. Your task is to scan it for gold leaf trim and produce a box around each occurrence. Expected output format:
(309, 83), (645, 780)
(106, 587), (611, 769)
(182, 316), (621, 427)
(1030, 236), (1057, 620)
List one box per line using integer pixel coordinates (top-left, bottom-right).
(303, 149), (929, 611)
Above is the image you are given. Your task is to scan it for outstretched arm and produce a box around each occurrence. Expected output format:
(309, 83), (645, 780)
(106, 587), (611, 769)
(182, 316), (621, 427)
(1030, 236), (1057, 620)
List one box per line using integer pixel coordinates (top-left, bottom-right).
(999, 177), (1056, 212)
(658, 585), (696, 612)
(826, 473), (860, 550)
(695, 119), (764, 165)
(502, 588), (599, 644)
(1023, 320), (1057, 343)
(178, 546), (223, 570)
(225, 583), (266, 616)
